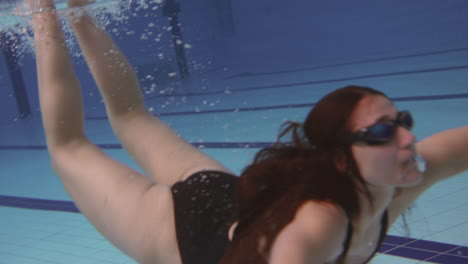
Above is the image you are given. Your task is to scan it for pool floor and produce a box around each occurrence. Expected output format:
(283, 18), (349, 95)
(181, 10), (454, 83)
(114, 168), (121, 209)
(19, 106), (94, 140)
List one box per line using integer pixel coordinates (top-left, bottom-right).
(1, 45), (467, 263)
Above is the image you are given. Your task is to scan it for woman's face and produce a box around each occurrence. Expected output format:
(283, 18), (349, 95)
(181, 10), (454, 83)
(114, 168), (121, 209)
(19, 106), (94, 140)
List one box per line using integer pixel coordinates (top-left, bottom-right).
(349, 95), (424, 188)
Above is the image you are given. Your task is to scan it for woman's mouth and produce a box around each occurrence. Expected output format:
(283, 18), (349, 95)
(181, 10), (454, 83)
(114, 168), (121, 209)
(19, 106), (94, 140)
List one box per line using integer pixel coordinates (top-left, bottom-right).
(404, 154), (427, 173)
(414, 154), (427, 173)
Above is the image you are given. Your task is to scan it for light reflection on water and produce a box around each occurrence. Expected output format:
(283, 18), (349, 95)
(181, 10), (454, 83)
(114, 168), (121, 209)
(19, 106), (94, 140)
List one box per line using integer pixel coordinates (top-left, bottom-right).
(0, 0), (187, 99)
(0, 0), (122, 26)
(0, 0), (158, 58)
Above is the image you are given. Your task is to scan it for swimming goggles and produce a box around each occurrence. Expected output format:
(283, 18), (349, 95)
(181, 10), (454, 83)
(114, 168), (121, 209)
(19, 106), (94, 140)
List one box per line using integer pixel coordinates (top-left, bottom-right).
(347, 111), (414, 145)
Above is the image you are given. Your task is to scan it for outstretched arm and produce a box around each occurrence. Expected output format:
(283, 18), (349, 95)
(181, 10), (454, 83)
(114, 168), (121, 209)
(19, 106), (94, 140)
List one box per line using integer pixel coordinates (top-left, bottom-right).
(66, 0), (231, 185)
(29, 1), (181, 262)
(390, 125), (468, 220)
(416, 125), (468, 183)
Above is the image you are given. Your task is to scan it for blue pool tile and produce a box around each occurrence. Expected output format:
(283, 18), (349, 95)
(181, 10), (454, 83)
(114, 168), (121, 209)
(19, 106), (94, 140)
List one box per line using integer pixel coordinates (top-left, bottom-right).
(406, 240), (459, 253)
(447, 247), (468, 257)
(0, 195), (80, 213)
(384, 235), (417, 245)
(385, 247), (439, 260)
(427, 254), (468, 264)
(378, 243), (398, 253)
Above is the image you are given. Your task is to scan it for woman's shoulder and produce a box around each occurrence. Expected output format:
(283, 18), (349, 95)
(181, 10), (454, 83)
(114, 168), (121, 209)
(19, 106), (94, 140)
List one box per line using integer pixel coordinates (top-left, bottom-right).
(269, 201), (349, 263)
(295, 201), (348, 221)
(293, 201), (349, 241)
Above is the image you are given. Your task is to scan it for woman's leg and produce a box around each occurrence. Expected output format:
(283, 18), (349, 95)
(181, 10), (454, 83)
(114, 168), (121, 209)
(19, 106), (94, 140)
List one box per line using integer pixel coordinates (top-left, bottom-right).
(66, 0), (232, 185)
(28, 1), (182, 263)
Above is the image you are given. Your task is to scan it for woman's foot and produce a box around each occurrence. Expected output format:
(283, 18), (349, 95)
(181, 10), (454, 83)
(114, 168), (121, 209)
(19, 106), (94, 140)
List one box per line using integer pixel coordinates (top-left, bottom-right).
(27, 0), (56, 14)
(68, 0), (96, 8)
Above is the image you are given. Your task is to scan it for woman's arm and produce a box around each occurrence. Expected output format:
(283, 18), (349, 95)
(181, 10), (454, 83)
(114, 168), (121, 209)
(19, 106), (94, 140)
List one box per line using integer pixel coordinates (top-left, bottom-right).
(389, 126), (468, 221)
(66, 0), (231, 185)
(28, 2), (181, 263)
(417, 125), (468, 183)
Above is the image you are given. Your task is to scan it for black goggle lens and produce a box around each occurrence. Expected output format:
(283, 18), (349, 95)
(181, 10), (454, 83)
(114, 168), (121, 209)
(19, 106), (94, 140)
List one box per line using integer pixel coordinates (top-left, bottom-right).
(349, 111), (413, 145)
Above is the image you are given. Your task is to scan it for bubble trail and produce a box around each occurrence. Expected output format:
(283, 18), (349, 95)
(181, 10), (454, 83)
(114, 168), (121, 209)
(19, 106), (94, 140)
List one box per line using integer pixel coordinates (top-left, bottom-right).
(0, 0), (136, 58)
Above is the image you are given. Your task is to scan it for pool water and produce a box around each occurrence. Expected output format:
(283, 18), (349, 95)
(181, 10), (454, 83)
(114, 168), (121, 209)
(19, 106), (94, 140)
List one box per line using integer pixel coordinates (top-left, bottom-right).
(0, 0), (467, 263)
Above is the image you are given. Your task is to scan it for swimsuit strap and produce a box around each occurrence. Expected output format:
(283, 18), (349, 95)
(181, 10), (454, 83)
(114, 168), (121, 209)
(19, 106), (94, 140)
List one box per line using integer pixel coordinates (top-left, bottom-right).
(339, 210), (389, 264)
(337, 220), (354, 264)
(362, 210), (389, 264)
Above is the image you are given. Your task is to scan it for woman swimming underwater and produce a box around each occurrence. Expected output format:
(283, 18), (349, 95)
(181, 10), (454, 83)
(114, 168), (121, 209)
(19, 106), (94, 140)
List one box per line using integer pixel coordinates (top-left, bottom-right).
(28, 0), (467, 263)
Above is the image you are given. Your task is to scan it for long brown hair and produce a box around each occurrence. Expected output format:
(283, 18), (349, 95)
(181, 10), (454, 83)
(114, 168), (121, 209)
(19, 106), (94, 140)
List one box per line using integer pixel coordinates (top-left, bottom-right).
(219, 86), (387, 263)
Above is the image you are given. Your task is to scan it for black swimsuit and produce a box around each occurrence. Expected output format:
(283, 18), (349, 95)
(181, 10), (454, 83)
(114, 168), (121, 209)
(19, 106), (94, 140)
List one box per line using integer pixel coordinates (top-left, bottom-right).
(171, 171), (388, 264)
(171, 170), (238, 264)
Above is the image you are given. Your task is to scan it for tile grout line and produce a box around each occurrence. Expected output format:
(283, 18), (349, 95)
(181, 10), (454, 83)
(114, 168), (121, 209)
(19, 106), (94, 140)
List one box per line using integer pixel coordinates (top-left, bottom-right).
(423, 245), (468, 263)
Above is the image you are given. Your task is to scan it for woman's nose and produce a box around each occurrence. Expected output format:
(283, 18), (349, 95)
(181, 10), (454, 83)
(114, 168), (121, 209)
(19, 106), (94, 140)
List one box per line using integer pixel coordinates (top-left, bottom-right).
(398, 126), (416, 149)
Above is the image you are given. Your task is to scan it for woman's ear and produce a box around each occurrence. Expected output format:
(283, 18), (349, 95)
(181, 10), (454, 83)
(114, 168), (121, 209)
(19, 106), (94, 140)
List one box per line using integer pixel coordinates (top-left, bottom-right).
(334, 149), (348, 173)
